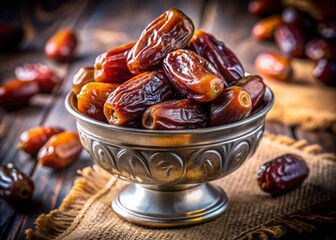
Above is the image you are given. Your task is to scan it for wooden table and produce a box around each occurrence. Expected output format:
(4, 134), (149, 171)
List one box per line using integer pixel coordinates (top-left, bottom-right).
(0, 0), (335, 239)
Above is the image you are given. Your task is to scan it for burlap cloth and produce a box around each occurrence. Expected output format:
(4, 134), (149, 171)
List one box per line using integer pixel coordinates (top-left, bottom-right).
(264, 59), (336, 131)
(26, 134), (336, 240)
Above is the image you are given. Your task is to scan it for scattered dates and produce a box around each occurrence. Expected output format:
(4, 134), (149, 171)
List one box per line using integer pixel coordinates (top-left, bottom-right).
(71, 8), (267, 129)
(142, 99), (207, 130)
(0, 163), (34, 203)
(15, 63), (60, 93)
(0, 79), (40, 111)
(17, 126), (65, 158)
(45, 28), (77, 62)
(255, 52), (293, 81)
(257, 154), (309, 196)
(188, 30), (244, 85)
(127, 8), (194, 74)
(252, 15), (282, 41)
(37, 131), (82, 170)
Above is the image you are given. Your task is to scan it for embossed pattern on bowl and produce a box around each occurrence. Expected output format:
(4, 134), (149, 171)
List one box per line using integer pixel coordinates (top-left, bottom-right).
(66, 87), (274, 185)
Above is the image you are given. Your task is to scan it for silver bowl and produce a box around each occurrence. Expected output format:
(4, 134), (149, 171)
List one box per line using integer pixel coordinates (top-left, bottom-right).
(65, 87), (274, 227)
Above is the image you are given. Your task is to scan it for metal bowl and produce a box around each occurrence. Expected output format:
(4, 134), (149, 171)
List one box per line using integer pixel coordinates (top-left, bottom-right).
(65, 87), (274, 227)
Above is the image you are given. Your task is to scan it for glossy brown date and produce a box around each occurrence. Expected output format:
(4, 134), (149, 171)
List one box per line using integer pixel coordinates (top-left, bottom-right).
(77, 82), (119, 122)
(0, 163), (34, 203)
(15, 63), (60, 93)
(305, 38), (336, 61)
(257, 154), (309, 196)
(163, 49), (224, 102)
(248, 0), (282, 17)
(313, 58), (336, 87)
(142, 99), (207, 130)
(0, 24), (24, 51)
(72, 66), (95, 95)
(274, 24), (306, 58)
(45, 28), (78, 62)
(318, 21), (336, 40)
(255, 52), (293, 81)
(209, 86), (252, 126)
(233, 75), (266, 110)
(95, 41), (135, 84)
(0, 79), (40, 111)
(252, 15), (282, 40)
(127, 9), (194, 74)
(104, 71), (174, 126)
(188, 30), (244, 85)
(17, 126), (65, 158)
(37, 131), (82, 170)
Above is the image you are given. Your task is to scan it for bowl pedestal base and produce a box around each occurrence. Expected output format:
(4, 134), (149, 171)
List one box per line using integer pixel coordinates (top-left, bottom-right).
(112, 182), (228, 227)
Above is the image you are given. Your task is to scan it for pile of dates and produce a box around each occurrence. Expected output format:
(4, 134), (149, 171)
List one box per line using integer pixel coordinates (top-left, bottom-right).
(72, 9), (266, 130)
(250, 0), (336, 87)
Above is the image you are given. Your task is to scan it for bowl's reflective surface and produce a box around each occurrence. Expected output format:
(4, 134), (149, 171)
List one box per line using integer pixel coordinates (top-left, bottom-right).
(65, 87), (274, 227)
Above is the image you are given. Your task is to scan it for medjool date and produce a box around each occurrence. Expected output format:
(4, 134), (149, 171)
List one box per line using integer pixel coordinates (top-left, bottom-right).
(104, 71), (174, 126)
(163, 49), (224, 102)
(188, 30), (244, 85)
(257, 154), (309, 196)
(127, 9), (194, 74)
(72, 66), (94, 95)
(142, 99), (207, 130)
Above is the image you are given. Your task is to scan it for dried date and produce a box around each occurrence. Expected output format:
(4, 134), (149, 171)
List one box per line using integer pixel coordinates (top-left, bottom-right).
(233, 75), (266, 110)
(0, 163), (34, 202)
(188, 30), (244, 85)
(257, 154), (309, 196)
(248, 0), (282, 17)
(0, 79), (40, 111)
(72, 66), (94, 95)
(313, 58), (336, 87)
(37, 131), (82, 170)
(15, 63), (60, 93)
(77, 82), (119, 122)
(142, 99), (207, 130)
(94, 41), (135, 84)
(163, 49), (224, 102)
(104, 71), (174, 126)
(45, 28), (77, 62)
(127, 9), (194, 74)
(274, 24), (306, 58)
(252, 15), (282, 40)
(305, 38), (336, 61)
(209, 86), (252, 126)
(255, 52), (293, 81)
(17, 126), (65, 158)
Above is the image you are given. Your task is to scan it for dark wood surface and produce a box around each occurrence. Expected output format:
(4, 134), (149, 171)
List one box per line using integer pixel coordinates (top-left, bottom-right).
(0, 0), (335, 239)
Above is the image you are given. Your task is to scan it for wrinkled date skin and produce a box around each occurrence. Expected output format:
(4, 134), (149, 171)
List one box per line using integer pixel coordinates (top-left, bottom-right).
(274, 24), (306, 58)
(0, 163), (34, 203)
(233, 75), (266, 110)
(104, 71), (174, 126)
(0, 79), (40, 111)
(257, 154), (309, 196)
(255, 52), (293, 81)
(77, 82), (119, 122)
(95, 41), (135, 84)
(305, 38), (336, 61)
(209, 86), (252, 126)
(252, 15), (282, 40)
(72, 66), (95, 95)
(163, 49), (224, 102)
(188, 30), (244, 85)
(313, 58), (336, 87)
(0, 24), (24, 51)
(45, 28), (78, 62)
(37, 131), (82, 170)
(127, 9), (194, 74)
(15, 63), (60, 93)
(17, 126), (65, 158)
(142, 99), (207, 130)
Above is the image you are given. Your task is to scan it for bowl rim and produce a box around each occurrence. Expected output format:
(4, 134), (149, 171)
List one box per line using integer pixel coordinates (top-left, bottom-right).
(65, 86), (274, 135)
